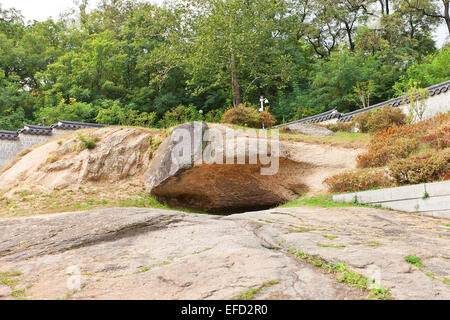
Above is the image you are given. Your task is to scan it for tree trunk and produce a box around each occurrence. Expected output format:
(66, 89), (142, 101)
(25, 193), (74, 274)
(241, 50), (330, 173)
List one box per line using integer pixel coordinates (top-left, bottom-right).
(231, 52), (241, 107)
(379, 0), (389, 15)
(345, 22), (355, 51)
(445, 1), (450, 35)
(379, 0), (385, 15)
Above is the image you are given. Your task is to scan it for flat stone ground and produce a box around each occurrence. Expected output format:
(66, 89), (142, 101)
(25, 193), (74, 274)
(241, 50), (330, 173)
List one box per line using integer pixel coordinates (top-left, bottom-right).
(0, 206), (449, 300)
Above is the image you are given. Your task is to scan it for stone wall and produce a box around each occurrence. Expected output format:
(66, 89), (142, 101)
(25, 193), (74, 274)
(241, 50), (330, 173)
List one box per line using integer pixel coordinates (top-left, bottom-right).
(19, 134), (54, 150)
(0, 140), (22, 168)
(0, 129), (73, 169)
(333, 180), (450, 219)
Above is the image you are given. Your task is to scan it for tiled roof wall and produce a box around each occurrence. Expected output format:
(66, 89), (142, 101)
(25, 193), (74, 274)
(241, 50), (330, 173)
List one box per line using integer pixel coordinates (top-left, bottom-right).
(0, 120), (107, 140)
(0, 130), (19, 140)
(338, 80), (450, 123)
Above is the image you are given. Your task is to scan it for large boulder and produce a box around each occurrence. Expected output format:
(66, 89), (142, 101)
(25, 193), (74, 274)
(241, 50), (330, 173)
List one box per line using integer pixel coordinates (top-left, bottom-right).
(145, 122), (362, 213)
(282, 123), (334, 136)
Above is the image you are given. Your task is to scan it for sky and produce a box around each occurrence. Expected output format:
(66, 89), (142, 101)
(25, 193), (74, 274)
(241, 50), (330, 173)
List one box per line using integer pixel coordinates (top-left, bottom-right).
(0, 0), (166, 21)
(1, 0), (448, 47)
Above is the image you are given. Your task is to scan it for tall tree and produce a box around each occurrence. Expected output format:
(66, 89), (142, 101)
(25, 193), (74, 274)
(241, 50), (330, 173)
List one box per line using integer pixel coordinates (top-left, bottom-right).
(404, 0), (450, 34)
(155, 0), (298, 107)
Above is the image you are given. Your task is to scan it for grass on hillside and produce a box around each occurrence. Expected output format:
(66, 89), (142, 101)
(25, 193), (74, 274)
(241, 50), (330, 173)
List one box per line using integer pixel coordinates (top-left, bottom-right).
(0, 184), (204, 219)
(278, 195), (381, 209)
(278, 130), (371, 148)
(225, 124), (371, 148)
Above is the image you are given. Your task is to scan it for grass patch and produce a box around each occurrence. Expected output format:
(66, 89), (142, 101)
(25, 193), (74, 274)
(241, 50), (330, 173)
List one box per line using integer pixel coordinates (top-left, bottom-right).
(365, 241), (381, 247)
(232, 280), (280, 300)
(287, 249), (392, 300)
(0, 270), (22, 288)
(134, 261), (170, 274)
(322, 234), (338, 240)
(0, 185), (207, 219)
(279, 195), (378, 209)
(317, 243), (346, 248)
(76, 133), (99, 150)
(277, 129), (371, 148)
(404, 254), (450, 286)
(225, 125), (370, 148)
(11, 289), (26, 298)
(405, 255), (422, 268)
(287, 226), (313, 233)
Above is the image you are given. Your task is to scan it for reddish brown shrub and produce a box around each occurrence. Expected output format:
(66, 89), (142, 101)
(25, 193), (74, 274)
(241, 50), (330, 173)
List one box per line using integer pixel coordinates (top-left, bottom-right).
(421, 124), (450, 150)
(259, 108), (276, 128)
(222, 104), (276, 128)
(324, 169), (393, 193)
(354, 106), (406, 133)
(222, 104), (260, 128)
(357, 136), (419, 168)
(388, 149), (450, 185)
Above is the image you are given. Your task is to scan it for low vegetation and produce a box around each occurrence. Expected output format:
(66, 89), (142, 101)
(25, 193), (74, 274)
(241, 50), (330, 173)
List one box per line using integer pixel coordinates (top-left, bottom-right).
(326, 112), (450, 193)
(324, 168), (393, 193)
(232, 280), (280, 300)
(286, 248), (392, 300)
(0, 183), (203, 219)
(320, 122), (353, 132)
(222, 104), (276, 129)
(353, 106), (406, 134)
(405, 254), (450, 286)
(0, 270), (25, 299)
(279, 195), (379, 209)
(76, 133), (100, 150)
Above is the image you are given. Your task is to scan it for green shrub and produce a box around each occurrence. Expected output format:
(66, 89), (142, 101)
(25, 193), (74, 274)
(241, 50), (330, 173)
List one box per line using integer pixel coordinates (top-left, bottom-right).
(388, 149), (450, 185)
(405, 255), (422, 268)
(204, 109), (224, 123)
(321, 122), (354, 132)
(354, 106), (406, 133)
(324, 169), (393, 193)
(77, 133), (99, 150)
(158, 105), (202, 128)
(353, 110), (372, 133)
(221, 104), (261, 128)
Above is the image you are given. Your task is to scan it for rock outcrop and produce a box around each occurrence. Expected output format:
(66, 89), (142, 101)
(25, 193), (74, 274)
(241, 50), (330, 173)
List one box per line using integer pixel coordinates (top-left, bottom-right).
(0, 206), (449, 300)
(145, 122), (361, 213)
(0, 127), (162, 194)
(282, 123), (334, 136)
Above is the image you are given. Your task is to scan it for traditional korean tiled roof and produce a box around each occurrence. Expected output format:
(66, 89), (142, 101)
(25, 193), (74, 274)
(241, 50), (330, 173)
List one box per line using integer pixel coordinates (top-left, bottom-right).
(0, 130), (19, 140)
(338, 80), (450, 122)
(18, 124), (53, 136)
(51, 120), (106, 130)
(273, 108), (343, 128)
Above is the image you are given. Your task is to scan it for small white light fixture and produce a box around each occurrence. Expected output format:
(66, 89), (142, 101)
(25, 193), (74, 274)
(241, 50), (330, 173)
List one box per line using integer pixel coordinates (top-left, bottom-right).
(259, 96), (269, 129)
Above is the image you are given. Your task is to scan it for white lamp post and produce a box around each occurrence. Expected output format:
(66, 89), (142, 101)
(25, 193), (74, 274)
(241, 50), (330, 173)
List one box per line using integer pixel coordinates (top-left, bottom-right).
(259, 96), (269, 129)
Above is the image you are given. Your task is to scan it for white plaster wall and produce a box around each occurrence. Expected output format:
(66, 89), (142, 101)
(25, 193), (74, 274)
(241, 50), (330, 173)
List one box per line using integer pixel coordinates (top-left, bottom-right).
(399, 90), (450, 122)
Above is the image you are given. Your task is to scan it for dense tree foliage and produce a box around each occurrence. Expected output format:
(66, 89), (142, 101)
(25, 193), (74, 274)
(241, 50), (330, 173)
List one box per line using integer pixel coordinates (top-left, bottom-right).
(0, 0), (448, 130)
